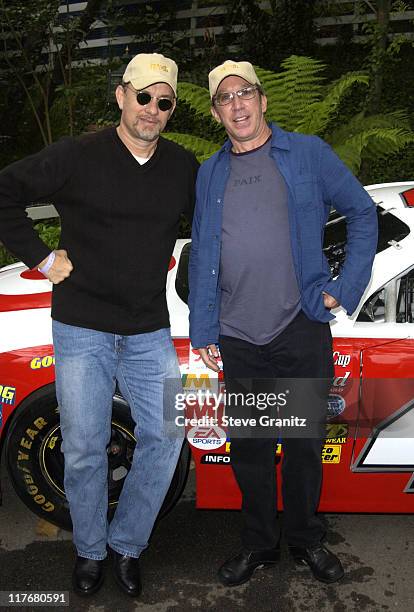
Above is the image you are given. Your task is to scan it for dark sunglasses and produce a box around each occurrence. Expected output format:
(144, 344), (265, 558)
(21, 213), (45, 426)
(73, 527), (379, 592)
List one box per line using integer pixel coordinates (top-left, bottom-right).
(126, 85), (174, 111)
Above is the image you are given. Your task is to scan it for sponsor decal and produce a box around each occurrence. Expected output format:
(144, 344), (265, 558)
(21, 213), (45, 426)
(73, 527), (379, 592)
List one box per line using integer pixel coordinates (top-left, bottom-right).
(325, 423), (348, 444)
(187, 425), (227, 450)
(224, 441), (282, 454)
(333, 351), (351, 368)
(223, 440), (340, 463)
(331, 371), (350, 391)
(201, 453), (231, 465)
(0, 384), (16, 405)
(182, 372), (212, 390)
(30, 355), (55, 370)
(322, 444), (342, 463)
(327, 394), (346, 419)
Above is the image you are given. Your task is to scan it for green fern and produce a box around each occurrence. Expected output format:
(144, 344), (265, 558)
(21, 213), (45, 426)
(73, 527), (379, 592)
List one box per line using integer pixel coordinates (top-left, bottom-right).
(163, 132), (221, 163)
(258, 56), (325, 131)
(298, 73), (370, 135)
(177, 82), (212, 119)
(334, 127), (414, 174)
(172, 55), (414, 175)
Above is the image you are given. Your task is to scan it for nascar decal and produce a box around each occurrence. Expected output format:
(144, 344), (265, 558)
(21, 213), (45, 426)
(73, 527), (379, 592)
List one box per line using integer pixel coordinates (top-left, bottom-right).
(221, 442), (340, 463)
(404, 473), (414, 493)
(30, 355), (55, 369)
(201, 453), (231, 464)
(353, 399), (414, 492)
(187, 425), (227, 450)
(322, 445), (342, 463)
(325, 423), (348, 444)
(333, 352), (351, 368)
(327, 394), (346, 419)
(224, 442), (283, 454)
(0, 384), (16, 405)
(182, 372), (213, 390)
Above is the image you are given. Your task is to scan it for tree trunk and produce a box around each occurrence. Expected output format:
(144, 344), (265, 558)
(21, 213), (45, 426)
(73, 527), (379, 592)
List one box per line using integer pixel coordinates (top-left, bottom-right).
(37, 0), (106, 136)
(369, 0), (391, 113)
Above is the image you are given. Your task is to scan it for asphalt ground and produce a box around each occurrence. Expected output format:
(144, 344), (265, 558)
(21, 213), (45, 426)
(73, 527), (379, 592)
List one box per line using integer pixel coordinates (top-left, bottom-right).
(0, 462), (413, 612)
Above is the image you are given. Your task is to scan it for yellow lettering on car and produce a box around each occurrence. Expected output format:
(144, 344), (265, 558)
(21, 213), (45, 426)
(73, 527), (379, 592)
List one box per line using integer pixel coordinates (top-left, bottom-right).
(322, 445), (341, 463)
(30, 356), (55, 370)
(0, 385), (16, 401)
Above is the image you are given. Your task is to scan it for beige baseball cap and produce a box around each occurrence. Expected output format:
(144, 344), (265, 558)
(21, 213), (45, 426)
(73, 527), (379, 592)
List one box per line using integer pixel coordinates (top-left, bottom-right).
(122, 53), (178, 96)
(209, 60), (261, 98)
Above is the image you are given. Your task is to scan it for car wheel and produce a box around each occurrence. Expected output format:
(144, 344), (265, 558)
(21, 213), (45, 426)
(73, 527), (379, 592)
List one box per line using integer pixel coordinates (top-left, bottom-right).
(5, 385), (190, 531)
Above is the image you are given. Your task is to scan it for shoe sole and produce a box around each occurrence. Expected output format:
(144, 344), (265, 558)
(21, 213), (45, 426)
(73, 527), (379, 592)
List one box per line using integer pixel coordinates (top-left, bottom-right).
(72, 573), (104, 597)
(293, 558), (345, 584)
(218, 559), (280, 587)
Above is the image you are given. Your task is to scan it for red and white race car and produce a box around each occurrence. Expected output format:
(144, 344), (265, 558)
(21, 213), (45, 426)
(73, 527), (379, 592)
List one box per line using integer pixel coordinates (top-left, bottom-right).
(1, 181), (413, 529)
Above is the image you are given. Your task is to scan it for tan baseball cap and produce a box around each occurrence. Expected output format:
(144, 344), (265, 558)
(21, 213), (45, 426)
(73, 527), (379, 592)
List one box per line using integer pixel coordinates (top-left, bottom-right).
(122, 53), (178, 96)
(209, 60), (261, 98)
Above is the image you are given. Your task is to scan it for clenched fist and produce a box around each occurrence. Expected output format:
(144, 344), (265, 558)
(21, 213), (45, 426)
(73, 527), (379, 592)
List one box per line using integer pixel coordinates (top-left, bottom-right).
(322, 291), (339, 309)
(38, 249), (73, 284)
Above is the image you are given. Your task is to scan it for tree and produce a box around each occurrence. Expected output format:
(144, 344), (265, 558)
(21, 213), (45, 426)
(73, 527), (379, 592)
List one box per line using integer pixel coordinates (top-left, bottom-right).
(0, 0), (106, 145)
(166, 55), (414, 175)
(222, 0), (317, 70)
(318, 1), (413, 112)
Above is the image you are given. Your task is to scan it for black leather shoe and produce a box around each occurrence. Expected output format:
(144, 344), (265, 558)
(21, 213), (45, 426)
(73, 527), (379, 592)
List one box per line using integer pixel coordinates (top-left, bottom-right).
(290, 543), (344, 583)
(218, 547), (280, 586)
(72, 556), (104, 596)
(112, 551), (142, 597)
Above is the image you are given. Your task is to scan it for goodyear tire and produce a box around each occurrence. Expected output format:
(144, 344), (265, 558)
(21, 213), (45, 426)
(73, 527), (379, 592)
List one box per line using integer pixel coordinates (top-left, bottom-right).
(5, 385), (190, 531)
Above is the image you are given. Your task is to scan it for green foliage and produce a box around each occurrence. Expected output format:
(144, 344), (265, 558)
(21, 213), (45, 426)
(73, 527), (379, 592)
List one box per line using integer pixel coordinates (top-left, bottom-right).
(256, 56), (326, 131)
(169, 54), (414, 177)
(33, 221), (61, 251)
(0, 246), (18, 268)
(222, 0), (317, 70)
(115, 1), (187, 58)
(299, 72), (370, 135)
(0, 219), (61, 268)
(163, 133), (221, 163)
(177, 82), (213, 120)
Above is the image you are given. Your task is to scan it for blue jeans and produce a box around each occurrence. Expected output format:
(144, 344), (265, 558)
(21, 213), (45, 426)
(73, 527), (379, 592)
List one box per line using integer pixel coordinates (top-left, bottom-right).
(52, 320), (184, 560)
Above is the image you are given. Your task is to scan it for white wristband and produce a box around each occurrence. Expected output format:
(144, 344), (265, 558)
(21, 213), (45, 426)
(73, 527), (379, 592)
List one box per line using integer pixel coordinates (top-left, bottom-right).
(38, 251), (56, 275)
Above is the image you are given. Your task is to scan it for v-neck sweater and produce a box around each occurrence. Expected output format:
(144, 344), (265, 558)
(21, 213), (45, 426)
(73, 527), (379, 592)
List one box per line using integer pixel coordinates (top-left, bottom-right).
(0, 127), (198, 334)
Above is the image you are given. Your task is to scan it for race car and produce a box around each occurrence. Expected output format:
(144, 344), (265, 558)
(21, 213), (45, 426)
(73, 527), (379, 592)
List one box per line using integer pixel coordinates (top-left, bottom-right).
(0, 181), (413, 529)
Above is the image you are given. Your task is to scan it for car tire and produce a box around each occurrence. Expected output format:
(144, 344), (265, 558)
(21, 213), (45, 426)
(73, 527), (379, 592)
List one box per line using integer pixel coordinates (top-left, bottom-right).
(5, 384), (190, 531)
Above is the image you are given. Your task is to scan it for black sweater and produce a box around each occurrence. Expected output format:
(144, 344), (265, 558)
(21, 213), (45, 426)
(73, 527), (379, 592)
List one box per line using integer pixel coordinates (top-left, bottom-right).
(0, 127), (198, 334)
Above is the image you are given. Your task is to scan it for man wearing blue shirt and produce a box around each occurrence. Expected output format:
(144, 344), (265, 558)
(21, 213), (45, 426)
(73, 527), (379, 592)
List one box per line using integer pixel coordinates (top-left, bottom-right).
(188, 60), (377, 586)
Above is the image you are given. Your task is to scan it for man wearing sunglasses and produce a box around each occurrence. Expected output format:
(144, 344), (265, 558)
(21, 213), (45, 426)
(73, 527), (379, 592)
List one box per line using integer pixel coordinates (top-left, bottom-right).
(189, 60), (377, 587)
(0, 53), (198, 597)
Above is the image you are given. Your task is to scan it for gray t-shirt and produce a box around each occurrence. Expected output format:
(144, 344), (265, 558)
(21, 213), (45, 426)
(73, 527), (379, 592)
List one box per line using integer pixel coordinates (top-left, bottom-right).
(219, 138), (301, 345)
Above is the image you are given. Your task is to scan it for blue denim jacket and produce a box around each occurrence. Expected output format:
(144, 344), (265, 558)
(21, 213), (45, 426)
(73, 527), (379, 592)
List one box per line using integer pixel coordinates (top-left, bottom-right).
(189, 123), (378, 348)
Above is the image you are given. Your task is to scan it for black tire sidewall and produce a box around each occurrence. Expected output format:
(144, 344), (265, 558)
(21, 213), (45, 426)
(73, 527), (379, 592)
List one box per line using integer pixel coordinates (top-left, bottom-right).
(6, 389), (72, 530)
(5, 386), (189, 531)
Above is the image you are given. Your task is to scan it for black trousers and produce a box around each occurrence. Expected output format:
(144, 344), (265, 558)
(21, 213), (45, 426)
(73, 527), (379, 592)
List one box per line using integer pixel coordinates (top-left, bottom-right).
(219, 310), (334, 550)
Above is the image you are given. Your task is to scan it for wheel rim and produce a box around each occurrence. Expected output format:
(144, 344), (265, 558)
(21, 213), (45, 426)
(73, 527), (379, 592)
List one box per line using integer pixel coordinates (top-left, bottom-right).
(39, 421), (136, 507)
